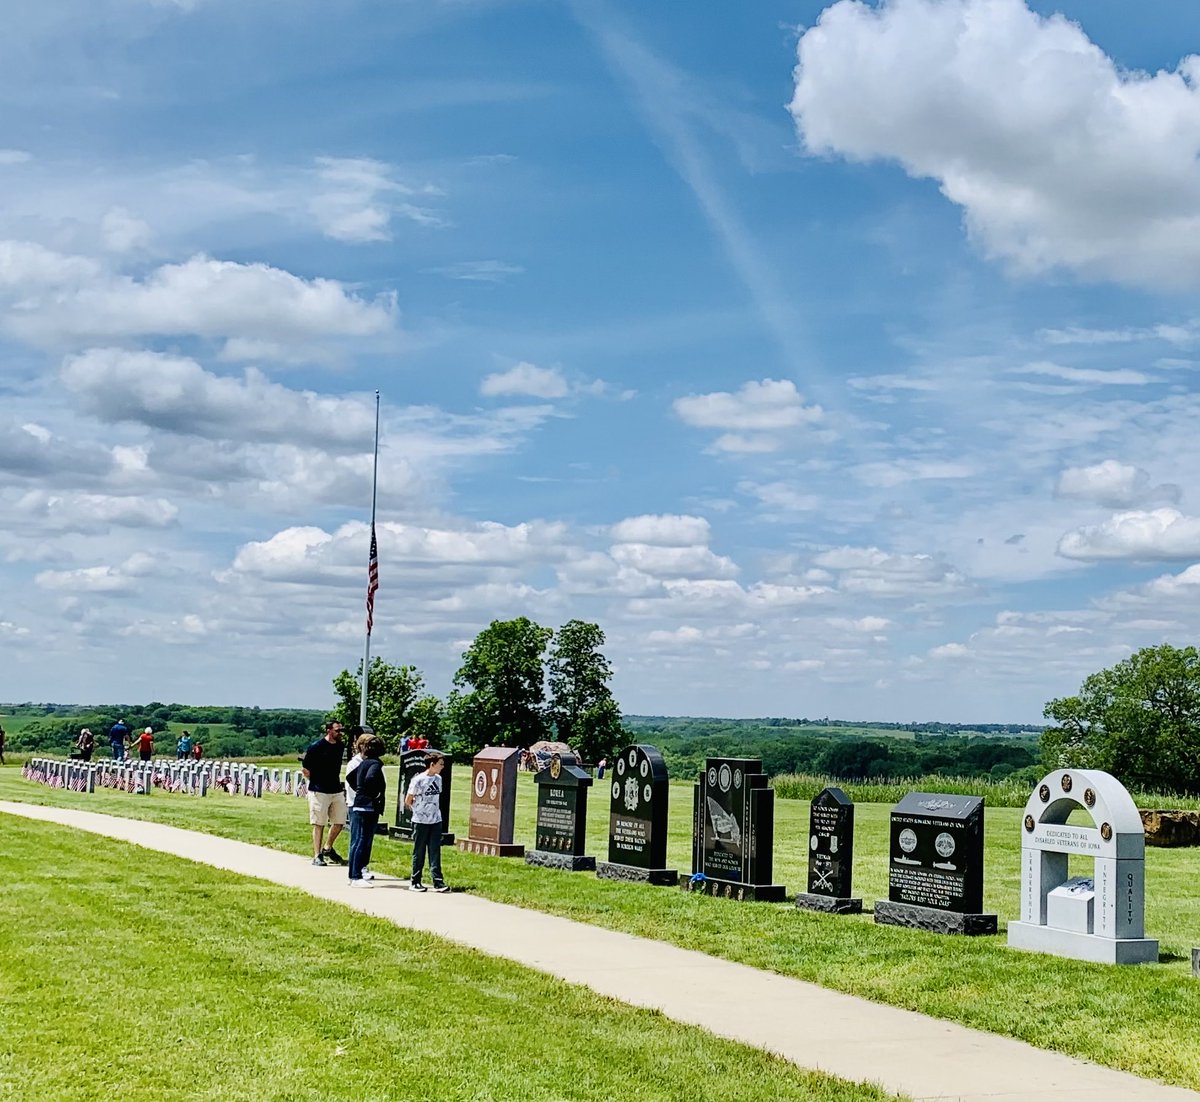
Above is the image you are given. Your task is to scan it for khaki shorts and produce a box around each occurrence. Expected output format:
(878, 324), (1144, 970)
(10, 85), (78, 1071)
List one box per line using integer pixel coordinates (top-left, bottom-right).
(308, 791), (347, 827)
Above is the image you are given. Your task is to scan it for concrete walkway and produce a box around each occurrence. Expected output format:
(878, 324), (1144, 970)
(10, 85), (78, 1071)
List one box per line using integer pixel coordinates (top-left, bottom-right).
(3, 800), (1195, 1102)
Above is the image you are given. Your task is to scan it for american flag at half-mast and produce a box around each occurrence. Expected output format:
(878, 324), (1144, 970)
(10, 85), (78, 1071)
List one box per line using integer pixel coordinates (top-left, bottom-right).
(366, 523), (379, 635)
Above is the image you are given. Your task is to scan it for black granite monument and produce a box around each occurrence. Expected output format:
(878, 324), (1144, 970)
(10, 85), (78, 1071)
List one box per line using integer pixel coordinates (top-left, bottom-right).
(524, 751), (595, 871)
(874, 791), (996, 935)
(596, 744), (678, 885)
(795, 786), (861, 914)
(685, 756), (786, 902)
(391, 747), (455, 845)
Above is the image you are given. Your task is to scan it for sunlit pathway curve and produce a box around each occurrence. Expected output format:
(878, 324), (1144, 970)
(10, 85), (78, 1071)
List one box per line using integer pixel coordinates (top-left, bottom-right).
(4, 801), (1195, 1102)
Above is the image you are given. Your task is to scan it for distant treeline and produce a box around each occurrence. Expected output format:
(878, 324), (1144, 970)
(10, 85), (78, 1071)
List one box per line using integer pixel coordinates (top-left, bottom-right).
(4, 702), (326, 759)
(624, 716), (1041, 783)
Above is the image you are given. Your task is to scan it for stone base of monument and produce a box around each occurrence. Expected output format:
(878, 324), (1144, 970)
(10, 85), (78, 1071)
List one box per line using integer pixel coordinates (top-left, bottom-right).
(524, 849), (596, 871)
(681, 876), (787, 903)
(387, 828), (456, 846)
(595, 861), (678, 886)
(874, 899), (997, 935)
(795, 891), (862, 915)
(1008, 921), (1159, 964)
(456, 839), (525, 858)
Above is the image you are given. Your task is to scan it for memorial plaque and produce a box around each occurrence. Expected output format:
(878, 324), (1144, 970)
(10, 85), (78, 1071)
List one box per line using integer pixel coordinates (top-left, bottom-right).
(524, 751), (595, 871)
(456, 746), (524, 858)
(875, 792), (996, 935)
(391, 747), (455, 845)
(685, 757), (785, 902)
(796, 786), (861, 914)
(1008, 769), (1158, 964)
(596, 744), (677, 886)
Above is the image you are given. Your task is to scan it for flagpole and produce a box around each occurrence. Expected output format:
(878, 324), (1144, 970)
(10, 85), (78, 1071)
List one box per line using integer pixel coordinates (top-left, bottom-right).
(360, 390), (381, 729)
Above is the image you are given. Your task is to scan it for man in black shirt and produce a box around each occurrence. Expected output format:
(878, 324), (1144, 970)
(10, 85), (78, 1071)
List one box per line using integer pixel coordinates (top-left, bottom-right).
(302, 721), (347, 866)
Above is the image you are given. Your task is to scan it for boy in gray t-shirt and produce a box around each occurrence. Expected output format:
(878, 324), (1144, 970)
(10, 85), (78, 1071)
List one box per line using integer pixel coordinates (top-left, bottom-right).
(405, 752), (449, 893)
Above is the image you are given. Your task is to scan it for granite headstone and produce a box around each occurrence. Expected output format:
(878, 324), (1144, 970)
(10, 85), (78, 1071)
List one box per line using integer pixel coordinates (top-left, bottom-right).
(684, 757), (785, 902)
(796, 786), (861, 914)
(525, 751), (595, 871)
(875, 792), (996, 935)
(456, 746), (524, 858)
(596, 744), (677, 885)
(391, 747), (455, 845)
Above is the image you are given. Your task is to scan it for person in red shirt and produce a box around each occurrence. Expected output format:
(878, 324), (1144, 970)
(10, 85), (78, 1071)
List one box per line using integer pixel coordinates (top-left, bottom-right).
(192, 742), (203, 761)
(135, 727), (155, 761)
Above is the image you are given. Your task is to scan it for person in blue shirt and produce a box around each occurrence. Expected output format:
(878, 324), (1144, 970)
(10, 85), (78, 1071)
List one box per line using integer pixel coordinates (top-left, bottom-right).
(108, 719), (129, 761)
(177, 731), (192, 760)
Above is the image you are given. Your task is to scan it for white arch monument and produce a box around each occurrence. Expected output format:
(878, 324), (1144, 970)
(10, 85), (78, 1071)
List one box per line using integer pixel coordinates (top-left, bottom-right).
(1008, 768), (1158, 965)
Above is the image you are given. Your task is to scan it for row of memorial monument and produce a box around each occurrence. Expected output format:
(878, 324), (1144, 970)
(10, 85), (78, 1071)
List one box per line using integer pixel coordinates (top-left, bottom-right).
(424, 745), (1160, 968)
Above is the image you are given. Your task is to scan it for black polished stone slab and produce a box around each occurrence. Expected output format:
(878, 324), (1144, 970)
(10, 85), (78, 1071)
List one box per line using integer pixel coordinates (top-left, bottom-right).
(524, 751), (593, 870)
(391, 747), (454, 845)
(602, 743), (677, 886)
(874, 898), (997, 936)
(807, 786), (855, 900)
(681, 875), (786, 903)
(887, 792), (985, 914)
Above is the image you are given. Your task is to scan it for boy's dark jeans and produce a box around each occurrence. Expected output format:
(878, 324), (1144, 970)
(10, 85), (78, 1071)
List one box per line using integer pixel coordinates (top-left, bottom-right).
(348, 809), (379, 879)
(411, 820), (444, 886)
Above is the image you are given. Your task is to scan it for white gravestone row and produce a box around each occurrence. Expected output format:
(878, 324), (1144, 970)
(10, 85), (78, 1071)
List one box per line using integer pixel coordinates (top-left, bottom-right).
(20, 757), (295, 800)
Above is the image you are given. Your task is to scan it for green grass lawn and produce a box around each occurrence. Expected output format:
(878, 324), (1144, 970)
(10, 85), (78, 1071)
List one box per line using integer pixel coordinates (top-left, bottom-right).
(5, 763), (1200, 1088)
(0, 817), (898, 1102)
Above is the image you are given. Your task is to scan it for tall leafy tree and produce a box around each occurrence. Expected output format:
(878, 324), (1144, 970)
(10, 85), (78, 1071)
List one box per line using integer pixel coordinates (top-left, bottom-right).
(331, 657), (424, 749)
(1042, 644), (1200, 794)
(548, 619), (624, 763)
(448, 617), (553, 753)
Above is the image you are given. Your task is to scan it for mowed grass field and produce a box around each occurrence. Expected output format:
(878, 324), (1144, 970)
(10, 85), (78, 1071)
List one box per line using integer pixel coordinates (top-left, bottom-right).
(0, 817), (899, 1102)
(4, 763), (1200, 1088)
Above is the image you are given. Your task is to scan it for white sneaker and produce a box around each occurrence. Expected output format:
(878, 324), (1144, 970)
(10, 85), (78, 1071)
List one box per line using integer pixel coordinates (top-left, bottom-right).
(362, 869), (375, 881)
(348, 878), (373, 888)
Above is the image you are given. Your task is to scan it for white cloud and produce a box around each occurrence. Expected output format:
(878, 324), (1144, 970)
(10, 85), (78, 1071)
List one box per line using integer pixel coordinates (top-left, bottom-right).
(480, 362), (568, 400)
(427, 260), (524, 282)
(308, 157), (445, 243)
(791, 0), (1200, 289)
(1057, 508), (1200, 561)
(62, 348), (377, 449)
(674, 378), (822, 431)
(610, 514), (710, 546)
(1014, 361), (1151, 386)
(100, 207), (152, 253)
(16, 490), (178, 532)
(609, 543), (738, 580)
(3, 252), (394, 348)
(814, 545), (969, 596)
(0, 149), (32, 165)
(852, 459), (975, 488)
(1056, 460), (1179, 508)
(738, 481), (820, 513)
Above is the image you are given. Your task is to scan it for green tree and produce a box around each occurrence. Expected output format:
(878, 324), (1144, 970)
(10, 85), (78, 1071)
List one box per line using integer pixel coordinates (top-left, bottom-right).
(332, 657), (425, 749)
(547, 619), (624, 763)
(1042, 644), (1200, 794)
(405, 695), (444, 745)
(448, 617), (553, 754)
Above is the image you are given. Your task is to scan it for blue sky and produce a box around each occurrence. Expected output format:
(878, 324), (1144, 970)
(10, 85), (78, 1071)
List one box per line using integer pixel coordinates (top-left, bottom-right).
(4, 0), (1200, 722)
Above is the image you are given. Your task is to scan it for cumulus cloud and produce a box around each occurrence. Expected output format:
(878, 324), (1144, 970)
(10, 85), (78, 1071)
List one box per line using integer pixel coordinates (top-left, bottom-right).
(814, 545), (969, 596)
(480, 362), (569, 400)
(791, 0), (1200, 289)
(16, 490), (178, 533)
(2, 252), (394, 348)
(609, 543), (738, 580)
(63, 348), (377, 450)
(100, 207), (152, 253)
(1057, 507), (1200, 561)
(673, 378), (823, 452)
(610, 514), (710, 546)
(35, 552), (167, 595)
(1056, 459), (1180, 508)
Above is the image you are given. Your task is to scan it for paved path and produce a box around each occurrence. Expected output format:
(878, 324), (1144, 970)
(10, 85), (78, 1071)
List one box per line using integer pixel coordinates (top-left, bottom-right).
(4, 800), (1196, 1102)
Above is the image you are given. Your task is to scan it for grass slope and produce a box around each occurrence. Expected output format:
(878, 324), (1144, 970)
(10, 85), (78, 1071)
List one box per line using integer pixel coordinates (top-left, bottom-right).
(5, 764), (1200, 1088)
(0, 817), (897, 1102)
